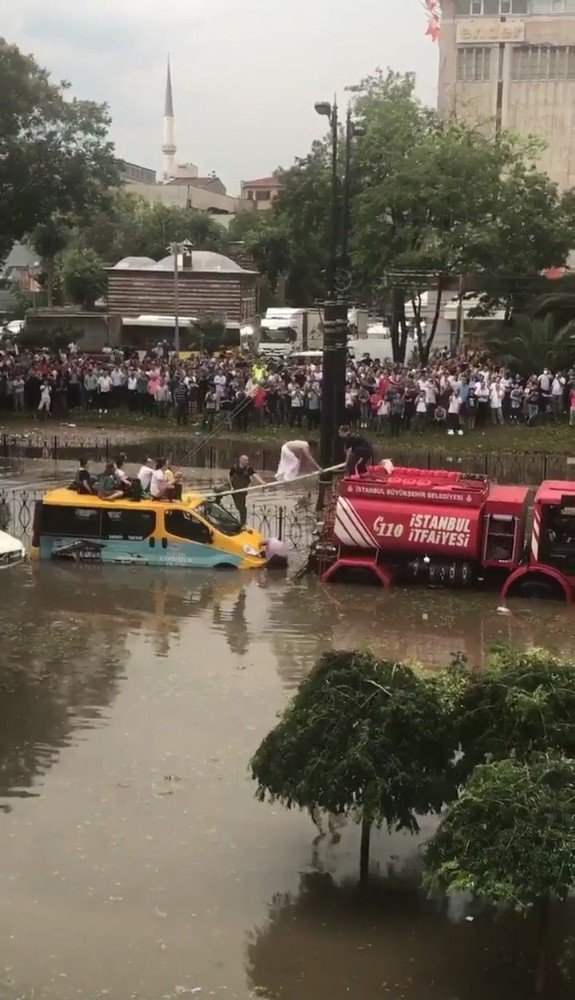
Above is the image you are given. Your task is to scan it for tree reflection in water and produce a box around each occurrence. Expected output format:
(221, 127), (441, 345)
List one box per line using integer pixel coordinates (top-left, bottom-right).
(1, 606), (125, 812)
(246, 869), (575, 1000)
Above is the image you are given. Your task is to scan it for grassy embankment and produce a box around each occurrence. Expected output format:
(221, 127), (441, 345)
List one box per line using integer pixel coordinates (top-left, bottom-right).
(1, 409), (574, 454)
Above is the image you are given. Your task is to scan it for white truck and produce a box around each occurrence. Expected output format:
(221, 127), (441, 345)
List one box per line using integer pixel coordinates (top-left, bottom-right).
(244, 307), (369, 358)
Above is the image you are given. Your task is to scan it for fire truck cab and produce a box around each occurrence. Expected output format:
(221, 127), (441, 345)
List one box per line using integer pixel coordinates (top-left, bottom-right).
(314, 467), (575, 602)
(501, 481), (575, 601)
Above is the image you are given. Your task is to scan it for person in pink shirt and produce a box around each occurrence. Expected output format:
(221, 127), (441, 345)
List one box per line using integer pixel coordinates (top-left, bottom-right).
(570, 387), (575, 427)
(147, 374), (160, 413)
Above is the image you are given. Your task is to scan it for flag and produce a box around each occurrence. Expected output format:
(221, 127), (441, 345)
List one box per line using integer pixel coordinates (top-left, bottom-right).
(19, 269), (41, 293)
(422, 0), (441, 41)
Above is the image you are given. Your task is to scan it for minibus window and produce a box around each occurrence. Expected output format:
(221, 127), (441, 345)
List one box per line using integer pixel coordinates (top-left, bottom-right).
(197, 502), (242, 537)
(102, 509), (156, 541)
(42, 505), (102, 537)
(165, 510), (212, 544)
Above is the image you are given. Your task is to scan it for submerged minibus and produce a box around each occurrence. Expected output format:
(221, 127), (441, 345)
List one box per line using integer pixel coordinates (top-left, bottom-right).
(31, 489), (267, 569)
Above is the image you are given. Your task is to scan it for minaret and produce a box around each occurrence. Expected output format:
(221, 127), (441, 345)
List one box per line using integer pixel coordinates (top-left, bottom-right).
(161, 57), (176, 179)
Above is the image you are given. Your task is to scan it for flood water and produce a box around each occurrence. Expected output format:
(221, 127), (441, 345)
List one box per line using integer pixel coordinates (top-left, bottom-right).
(2, 463), (575, 998)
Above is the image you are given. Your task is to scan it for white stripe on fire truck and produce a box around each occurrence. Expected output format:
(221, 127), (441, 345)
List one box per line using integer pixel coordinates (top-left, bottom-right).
(531, 508), (540, 561)
(340, 497), (379, 547)
(337, 498), (378, 548)
(334, 505), (366, 547)
(334, 503), (370, 548)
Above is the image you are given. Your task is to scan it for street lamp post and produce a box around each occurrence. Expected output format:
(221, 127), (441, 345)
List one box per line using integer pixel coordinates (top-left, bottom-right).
(167, 239), (192, 356)
(314, 99), (345, 510)
(314, 100), (364, 510)
(341, 109), (365, 273)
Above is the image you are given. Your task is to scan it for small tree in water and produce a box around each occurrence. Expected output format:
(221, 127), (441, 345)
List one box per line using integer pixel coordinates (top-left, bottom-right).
(448, 645), (575, 780)
(425, 754), (575, 995)
(250, 650), (454, 882)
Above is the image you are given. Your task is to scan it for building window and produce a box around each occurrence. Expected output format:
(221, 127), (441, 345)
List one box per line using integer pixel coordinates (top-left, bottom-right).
(532, 0), (575, 11)
(456, 0), (528, 10)
(457, 47), (492, 81)
(255, 190), (271, 201)
(511, 45), (575, 80)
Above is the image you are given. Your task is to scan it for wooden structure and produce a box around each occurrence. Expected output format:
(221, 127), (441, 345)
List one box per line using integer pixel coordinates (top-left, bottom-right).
(107, 252), (258, 333)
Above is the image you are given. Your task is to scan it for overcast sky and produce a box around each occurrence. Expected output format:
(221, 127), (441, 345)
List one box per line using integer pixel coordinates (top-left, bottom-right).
(5, 0), (438, 192)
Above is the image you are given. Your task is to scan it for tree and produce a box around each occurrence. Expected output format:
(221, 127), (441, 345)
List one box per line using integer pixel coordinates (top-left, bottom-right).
(31, 216), (70, 306)
(250, 650), (453, 882)
(261, 67), (574, 360)
(425, 754), (575, 994)
(73, 196), (227, 263)
(448, 646), (575, 779)
(62, 248), (107, 309)
(351, 72), (574, 361)
(532, 273), (575, 332)
(485, 314), (575, 375)
(0, 38), (119, 262)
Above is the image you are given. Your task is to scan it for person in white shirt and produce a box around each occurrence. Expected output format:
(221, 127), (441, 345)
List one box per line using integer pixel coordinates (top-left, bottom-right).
(424, 378), (437, 418)
(538, 369), (552, 393)
(37, 382), (51, 417)
(127, 373), (138, 411)
(447, 390), (463, 435)
(275, 441), (321, 483)
(489, 379), (504, 425)
(213, 372), (227, 399)
(414, 391), (427, 433)
(150, 459), (169, 499)
(98, 373), (112, 413)
(551, 372), (566, 418)
(138, 458), (155, 493)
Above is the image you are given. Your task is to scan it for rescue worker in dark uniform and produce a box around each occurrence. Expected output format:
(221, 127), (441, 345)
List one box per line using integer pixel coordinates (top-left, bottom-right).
(228, 454), (265, 526)
(338, 425), (375, 476)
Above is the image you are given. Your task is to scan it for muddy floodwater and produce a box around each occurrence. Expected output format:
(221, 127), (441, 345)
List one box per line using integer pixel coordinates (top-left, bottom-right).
(2, 463), (575, 998)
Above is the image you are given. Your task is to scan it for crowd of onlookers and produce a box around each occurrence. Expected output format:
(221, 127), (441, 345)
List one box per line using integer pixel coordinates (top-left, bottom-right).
(0, 342), (574, 434)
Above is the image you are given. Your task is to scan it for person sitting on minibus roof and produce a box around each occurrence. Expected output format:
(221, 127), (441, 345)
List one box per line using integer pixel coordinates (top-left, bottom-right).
(113, 452), (134, 496)
(138, 458), (155, 494)
(150, 458), (173, 500)
(98, 462), (124, 501)
(73, 457), (95, 495)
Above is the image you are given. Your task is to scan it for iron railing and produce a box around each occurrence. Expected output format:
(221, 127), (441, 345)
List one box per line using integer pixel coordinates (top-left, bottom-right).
(2, 433), (571, 482)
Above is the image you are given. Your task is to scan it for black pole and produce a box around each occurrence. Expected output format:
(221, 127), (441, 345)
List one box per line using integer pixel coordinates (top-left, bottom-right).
(318, 101), (347, 512)
(327, 100), (339, 296)
(341, 108), (352, 271)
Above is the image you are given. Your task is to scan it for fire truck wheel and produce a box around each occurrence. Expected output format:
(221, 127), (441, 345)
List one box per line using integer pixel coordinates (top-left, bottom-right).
(514, 576), (566, 601)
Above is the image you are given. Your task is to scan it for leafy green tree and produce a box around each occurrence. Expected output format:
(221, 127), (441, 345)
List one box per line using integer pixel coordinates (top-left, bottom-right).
(62, 248), (107, 309)
(259, 67), (573, 360)
(250, 650), (453, 882)
(532, 273), (575, 332)
(351, 71), (573, 361)
(0, 38), (119, 262)
(425, 754), (575, 994)
(74, 196), (227, 263)
(449, 646), (575, 778)
(31, 216), (70, 306)
(485, 314), (575, 376)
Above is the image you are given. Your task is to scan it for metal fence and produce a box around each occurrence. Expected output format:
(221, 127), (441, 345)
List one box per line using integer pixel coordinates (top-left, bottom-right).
(2, 433), (571, 482)
(0, 487), (318, 549)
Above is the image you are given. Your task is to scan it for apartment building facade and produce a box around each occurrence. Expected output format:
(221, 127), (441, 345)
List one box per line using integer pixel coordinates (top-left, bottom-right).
(438, 0), (575, 189)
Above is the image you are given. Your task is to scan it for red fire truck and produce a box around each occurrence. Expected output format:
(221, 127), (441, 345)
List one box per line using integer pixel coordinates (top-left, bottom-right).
(312, 466), (575, 601)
